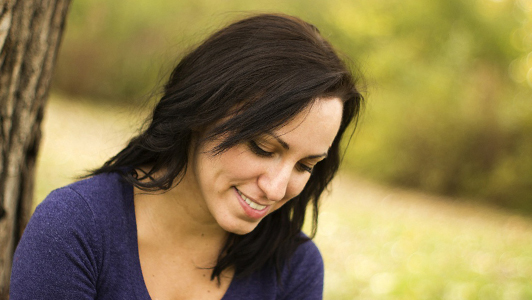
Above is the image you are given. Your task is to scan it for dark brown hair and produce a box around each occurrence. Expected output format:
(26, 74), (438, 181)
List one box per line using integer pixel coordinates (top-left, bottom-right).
(92, 13), (364, 281)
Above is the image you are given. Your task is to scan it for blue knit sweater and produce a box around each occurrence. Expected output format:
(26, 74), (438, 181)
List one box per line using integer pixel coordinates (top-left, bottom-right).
(10, 172), (323, 299)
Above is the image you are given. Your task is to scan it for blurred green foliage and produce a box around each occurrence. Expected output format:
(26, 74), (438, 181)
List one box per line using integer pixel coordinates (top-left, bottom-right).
(339, 0), (532, 212)
(53, 0), (532, 212)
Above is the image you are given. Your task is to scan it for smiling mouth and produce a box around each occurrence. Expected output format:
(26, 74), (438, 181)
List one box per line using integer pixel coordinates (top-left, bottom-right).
(235, 188), (267, 211)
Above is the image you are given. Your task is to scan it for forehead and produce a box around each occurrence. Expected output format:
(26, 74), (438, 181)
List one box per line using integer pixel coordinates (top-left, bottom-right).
(271, 97), (343, 150)
(202, 97), (343, 154)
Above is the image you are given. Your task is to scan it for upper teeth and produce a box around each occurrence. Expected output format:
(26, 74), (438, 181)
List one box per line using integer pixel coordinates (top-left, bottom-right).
(237, 189), (266, 211)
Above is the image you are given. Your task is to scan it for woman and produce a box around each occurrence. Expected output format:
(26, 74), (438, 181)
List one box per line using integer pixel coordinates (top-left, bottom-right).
(10, 13), (363, 299)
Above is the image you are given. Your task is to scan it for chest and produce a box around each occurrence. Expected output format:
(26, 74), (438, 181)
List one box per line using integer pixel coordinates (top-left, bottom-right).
(138, 246), (234, 300)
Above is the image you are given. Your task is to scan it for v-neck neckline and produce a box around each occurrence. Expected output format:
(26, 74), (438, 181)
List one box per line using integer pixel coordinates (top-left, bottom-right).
(125, 182), (237, 299)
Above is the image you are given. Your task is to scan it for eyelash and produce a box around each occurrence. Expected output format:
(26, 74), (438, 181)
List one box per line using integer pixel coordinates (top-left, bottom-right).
(297, 164), (313, 173)
(248, 140), (273, 157)
(248, 141), (313, 173)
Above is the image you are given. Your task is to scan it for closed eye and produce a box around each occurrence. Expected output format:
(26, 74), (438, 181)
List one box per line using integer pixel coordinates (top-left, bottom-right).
(296, 163), (313, 173)
(249, 139), (319, 173)
(248, 140), (273, 157)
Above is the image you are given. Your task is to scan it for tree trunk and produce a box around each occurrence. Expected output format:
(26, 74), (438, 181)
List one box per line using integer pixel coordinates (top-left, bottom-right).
(0, 0), (71, 297)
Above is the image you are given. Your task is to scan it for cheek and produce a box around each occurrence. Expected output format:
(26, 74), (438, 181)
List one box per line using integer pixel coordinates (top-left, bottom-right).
(273, 198), (292, 211)
(272, 176), (309, 211)
(206, 145), (244, 169)
(220, 149), (259, 177)
(285, 174), (311, 201)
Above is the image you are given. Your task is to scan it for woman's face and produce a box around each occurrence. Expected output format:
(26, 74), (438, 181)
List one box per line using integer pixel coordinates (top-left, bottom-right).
(187, 97), (344, 235)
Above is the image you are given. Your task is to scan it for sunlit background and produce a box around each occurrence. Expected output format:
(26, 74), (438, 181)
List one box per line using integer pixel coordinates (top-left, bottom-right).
(36, 0), (532, 299)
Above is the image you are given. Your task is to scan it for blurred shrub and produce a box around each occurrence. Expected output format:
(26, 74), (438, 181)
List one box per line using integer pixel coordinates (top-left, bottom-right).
(342, 0), (532, 212)
(53, 0), (532, 212)
(53, 0), (295, 102)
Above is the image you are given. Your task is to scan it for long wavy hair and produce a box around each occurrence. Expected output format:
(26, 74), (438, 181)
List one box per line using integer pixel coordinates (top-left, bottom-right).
(91, 13), (364, 281)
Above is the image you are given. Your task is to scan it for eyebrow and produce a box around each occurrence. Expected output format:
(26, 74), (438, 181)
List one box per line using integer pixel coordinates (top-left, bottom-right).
(267, 133), (328, 159)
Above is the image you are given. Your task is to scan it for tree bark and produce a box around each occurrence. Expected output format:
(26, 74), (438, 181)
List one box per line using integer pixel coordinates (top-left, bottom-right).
(0, 0), (70, 297)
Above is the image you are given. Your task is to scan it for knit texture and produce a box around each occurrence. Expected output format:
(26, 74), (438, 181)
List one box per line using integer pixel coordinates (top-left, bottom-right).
(10, 172), (323, 299)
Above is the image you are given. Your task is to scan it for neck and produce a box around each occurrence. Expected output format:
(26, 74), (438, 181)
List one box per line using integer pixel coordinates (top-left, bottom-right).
(133, 180), (228, 254)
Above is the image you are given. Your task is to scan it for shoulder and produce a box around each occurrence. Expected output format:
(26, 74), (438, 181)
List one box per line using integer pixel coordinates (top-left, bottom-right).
(17, 172), (132, 262)
(28, 181), (97, 238)
(66, 172), (129, 204)
(50, 172), (132, 219)
(27, 172), (134, 253)
(16, 172), (129, 256)
(285, 237), (324, 279)
(290, 236), (323, 266)
(27, 173), (124, 227)
(276, 237), (324, 300)
(10, 177), (111, 298)
(10, 172), (135, 299)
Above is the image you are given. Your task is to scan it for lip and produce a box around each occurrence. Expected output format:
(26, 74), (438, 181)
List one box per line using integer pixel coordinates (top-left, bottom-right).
(234, 187), (270, 220)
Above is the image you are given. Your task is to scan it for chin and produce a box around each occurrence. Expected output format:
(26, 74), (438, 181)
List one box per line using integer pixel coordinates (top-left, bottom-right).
(221, 220), (260, 235)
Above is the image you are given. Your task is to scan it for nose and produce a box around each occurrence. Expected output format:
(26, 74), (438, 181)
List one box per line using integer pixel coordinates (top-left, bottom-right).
(257, 162), (292, 202)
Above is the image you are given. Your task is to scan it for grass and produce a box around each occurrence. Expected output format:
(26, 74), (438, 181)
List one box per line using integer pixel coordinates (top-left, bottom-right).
(35, 94), (532, 299)
(316, 175), (532, 299)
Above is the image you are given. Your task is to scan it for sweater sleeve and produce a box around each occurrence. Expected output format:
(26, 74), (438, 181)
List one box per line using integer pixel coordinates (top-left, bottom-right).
(277, 239), (324, 300)
(10, 187), (100, 300)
